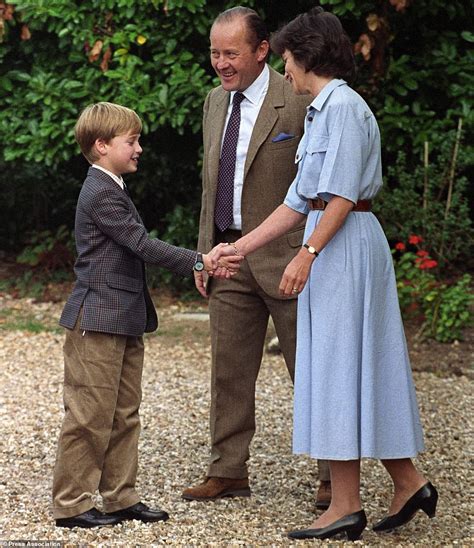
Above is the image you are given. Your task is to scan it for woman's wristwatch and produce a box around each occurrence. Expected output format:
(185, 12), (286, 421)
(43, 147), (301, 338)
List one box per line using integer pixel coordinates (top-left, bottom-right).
(303, 243), (319, 257)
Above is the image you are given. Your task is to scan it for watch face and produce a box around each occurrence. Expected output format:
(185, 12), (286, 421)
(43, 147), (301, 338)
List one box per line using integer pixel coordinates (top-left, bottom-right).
(193, 261), (205, 272)
(304, 244), (318, 255)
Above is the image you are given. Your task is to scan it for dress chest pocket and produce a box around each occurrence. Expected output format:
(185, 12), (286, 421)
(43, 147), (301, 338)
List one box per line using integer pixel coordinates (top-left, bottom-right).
(304, 134), (329, 176)
(307, 134), (329, 153)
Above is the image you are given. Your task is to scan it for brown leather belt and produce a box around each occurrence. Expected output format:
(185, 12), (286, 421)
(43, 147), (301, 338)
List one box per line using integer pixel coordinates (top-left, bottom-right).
(308, 198), (372, 212)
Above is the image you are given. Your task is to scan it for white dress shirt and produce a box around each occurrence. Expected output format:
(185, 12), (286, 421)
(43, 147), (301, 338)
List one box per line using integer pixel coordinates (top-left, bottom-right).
(222, 64), (269, 230)
(91, 164), (124, 190)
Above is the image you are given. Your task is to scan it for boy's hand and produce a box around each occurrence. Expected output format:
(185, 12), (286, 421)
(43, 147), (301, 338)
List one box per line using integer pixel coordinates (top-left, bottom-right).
(194, 270), (208, 298)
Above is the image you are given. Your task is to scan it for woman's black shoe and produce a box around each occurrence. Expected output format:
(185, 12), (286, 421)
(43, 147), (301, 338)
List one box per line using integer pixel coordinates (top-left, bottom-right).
(288, 510), (367, 541)
(373, 482), (438, 533)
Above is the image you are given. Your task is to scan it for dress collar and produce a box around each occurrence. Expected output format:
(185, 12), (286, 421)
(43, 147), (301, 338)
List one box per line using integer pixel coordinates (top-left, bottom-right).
(309, 78), (347, 112)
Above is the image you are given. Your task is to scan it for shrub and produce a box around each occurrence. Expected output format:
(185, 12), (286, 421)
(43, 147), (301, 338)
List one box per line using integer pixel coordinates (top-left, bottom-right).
(0, 0), (472, 294)
(375, 122), (473, 270)
(392, 235), (473, 342)
(422, 274), (473, 343)
(16, 225), (75, 272)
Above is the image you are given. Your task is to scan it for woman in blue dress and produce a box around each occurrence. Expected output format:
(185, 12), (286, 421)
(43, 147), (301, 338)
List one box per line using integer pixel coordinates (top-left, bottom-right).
(225, 6), (438, 542)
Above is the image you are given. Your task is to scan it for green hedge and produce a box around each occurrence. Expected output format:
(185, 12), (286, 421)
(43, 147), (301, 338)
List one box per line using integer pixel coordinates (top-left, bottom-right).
(0, 0), (472, 271)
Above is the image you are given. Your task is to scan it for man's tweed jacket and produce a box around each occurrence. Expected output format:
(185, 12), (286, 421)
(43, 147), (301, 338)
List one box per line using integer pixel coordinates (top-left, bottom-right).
(198, 66), (310, 298)
(60, 166), (196, 336)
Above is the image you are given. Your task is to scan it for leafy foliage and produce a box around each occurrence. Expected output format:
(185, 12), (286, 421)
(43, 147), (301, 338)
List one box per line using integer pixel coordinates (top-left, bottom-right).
(316, 0), (473, 271)
(0, 0), (218, 166)
(374, 128), (473, 268)
(16, 224), (75, 271)
(316, 0), (473, 153)
(422, 274), (473, 343)
(392, 237), (472, 342)
(0, 0), (261, 255)
(0, 0), (472, 289)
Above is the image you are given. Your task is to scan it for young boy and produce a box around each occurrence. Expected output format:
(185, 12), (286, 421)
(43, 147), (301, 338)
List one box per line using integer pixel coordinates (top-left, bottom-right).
(52, 102), (239, 528)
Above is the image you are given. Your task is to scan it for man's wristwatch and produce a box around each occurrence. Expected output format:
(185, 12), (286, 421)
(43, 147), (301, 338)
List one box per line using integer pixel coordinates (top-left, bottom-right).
(303, 243), (319, 257)
(193, 252), (205, 272)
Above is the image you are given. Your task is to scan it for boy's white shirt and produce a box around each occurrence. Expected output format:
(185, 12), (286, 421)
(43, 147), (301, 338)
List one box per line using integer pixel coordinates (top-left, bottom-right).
(91, 163), (124, 190)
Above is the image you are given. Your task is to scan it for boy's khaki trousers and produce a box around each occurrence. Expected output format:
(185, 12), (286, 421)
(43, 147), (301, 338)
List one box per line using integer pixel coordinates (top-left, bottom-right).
(52, 312), (144, 519)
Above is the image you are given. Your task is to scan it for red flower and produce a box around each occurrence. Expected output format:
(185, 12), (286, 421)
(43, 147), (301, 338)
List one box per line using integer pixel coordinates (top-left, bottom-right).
(418, 259), (438, 270)
(395, 242), (406, 251)
(416, 250), (429, 257)
(408, 234), (423, 245)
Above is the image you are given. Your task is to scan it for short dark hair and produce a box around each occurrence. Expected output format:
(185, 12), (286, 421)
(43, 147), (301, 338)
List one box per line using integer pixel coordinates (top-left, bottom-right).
(270, 7), (355, 81)
(213, 6), (269, 51)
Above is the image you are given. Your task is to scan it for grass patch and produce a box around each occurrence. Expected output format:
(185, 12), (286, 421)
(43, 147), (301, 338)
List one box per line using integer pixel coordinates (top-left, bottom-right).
(0, 308), (61, 334)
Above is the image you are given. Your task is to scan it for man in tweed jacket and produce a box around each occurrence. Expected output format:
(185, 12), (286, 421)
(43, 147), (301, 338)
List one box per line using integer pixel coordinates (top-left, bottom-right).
(182, 7), (331, 504)
(53, 102), (239, 529)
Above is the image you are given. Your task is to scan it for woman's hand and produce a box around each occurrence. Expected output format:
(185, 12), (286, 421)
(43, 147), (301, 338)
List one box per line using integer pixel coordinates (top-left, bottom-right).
(279, 249), (315, 296)
(279, 195), (353, 295)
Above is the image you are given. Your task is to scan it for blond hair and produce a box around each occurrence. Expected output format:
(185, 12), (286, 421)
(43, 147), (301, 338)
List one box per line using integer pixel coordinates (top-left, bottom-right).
(75, 102), (142, 163)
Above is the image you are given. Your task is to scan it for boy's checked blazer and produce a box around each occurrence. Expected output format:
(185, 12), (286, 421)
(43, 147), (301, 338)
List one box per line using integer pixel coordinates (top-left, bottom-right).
(60, 166), (196, 336)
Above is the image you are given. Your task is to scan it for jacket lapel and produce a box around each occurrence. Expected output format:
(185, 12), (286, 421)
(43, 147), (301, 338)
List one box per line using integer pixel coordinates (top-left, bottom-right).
(243, 67), (284, 181)
(207, 89), (229, 193)
(207, 67), (285, 190)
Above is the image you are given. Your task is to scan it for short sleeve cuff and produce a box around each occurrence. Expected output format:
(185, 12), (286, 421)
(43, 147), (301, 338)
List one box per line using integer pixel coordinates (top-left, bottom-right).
(284, 195), (310, 215)
(317, 189), (358, 206)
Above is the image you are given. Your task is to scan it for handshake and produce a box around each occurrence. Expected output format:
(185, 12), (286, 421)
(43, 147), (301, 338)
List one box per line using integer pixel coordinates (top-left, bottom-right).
(201, 242), (245, 278)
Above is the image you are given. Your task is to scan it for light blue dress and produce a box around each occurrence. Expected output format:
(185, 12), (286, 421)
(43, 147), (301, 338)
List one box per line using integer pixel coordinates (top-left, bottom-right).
(284, 79), (425, 460)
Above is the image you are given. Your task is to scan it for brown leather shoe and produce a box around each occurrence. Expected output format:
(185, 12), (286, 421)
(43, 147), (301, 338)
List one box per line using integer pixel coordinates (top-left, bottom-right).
(182, 477), (251, 501)
(316, 480), (332, 510)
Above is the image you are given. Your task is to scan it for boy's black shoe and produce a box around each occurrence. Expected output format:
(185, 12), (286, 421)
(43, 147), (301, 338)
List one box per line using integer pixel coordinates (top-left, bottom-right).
(107, 502), (169, 523)
(56, 508), (123, 528)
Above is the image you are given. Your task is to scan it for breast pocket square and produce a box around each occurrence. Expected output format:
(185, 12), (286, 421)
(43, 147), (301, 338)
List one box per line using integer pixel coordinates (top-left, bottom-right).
(272, 132), (295, 143)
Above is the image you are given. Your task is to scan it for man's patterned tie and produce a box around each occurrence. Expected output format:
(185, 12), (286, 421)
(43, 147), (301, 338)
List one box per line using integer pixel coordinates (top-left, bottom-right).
(214, 91), (245, 232)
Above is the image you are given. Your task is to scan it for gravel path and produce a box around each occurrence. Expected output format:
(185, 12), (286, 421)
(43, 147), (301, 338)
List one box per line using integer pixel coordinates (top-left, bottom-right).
(0, 297), (472, 546)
